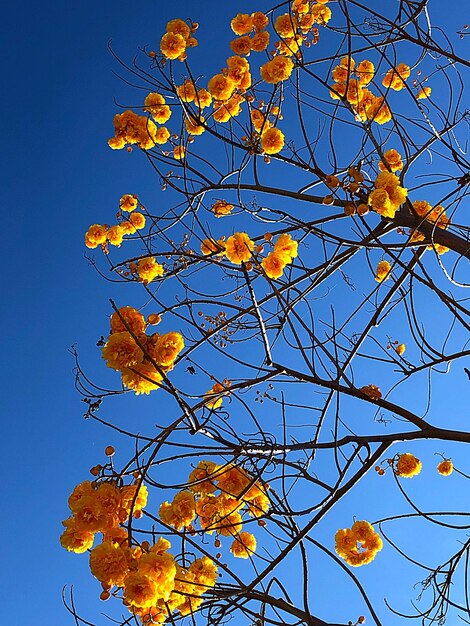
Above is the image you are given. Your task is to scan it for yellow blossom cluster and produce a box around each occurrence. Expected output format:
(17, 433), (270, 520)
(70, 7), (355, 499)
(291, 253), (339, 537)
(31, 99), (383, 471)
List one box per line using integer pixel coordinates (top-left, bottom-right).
(212, 199), (234, 218)
(395, 453), (422, 478)
(61, 476), (217, 623)
(160, 19), (198, 62)
(262, 233), (298, 279)
(378, 149), (403, 173)
(85, 199), (147, 250)
(60, 478), (148, 554)
(108, 110), (159, 151)
(101, 306), (184, 394)
(271, 1), (332, 58)
(368, 171), (408, 219)
(204, 381), (228, 409)
(335, 520), (383, 567)
(409, 200), (450, 255)
(329, 56), (393, 124)
(159, 462), (269, 558)
(382, 63), (410, 91)
(230, 12), (270, 56)
(437, 459), (453, 476)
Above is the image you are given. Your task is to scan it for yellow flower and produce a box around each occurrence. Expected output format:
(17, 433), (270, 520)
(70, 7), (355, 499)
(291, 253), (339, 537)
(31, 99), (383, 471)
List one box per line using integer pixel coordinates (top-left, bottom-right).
(124, 572), (159, 608)
(395, 453), (422, 478)
(155, 127), (170, 145)
(148, 331), (184, 367)
(231, 532), (256, 558)
(107, 225), (125, 247)
(261, 127), (285, 154)
(208, 74), (235, 101)
(68, 480), (95, 513)
(260, 57), (294, 84)
(166, 18), (191, 40)
(160, 32), (186, 60)
(102, 331), (144, 371)
(128, 212), (146, 230)
(274, 233), (298, 261)
(195, 88), (212, 109)
(163, 490), (196, 530)
(138, 257), (164, 283)
(437, 459), (453, 476)
(262, 252), (287, 279)
(212, 199), (234, 218)
(382, 63), (410, 91)
(379, 149), (403, 172)
(121, 361), (163, 395)
(85, 224), (107, 249)
(201, 237), (226, 255)
(417, 87), (432, 99)
(252, 11), (269, 31)
(368, 189), (393, 218)
(89, 540), (130, 587)
(60, 517), (95, 553)
(108, 110), (158, 150)
(335, 521), (382, 567)
(310, 4), (332, 24)
(225, 232), (255, 264)
(356, 59), (375, 85)
(173, 145), (186, 160)
(185, 114), (205, 135)
(395, 343), (406, 356)
(120, 483), (148, 515)
(177, 80), (197, 103)
(204, 382), (225, 409)
(375, 260), (392, 283)
(230, 36), (252, 56)
(365, 96), (392, 124)
(120, 194), (138, 212)
(275, 14), (297, 38)
(251, 31), (270, 52)
(231, 13), (253, 35)
(138, 551), (176, 601)
(188, 461), (219, 496)
(359, 384), (382, 400)
(213, 94), (244, 123)
(144, 93), (172, 123)
(110, 306), (146, 336)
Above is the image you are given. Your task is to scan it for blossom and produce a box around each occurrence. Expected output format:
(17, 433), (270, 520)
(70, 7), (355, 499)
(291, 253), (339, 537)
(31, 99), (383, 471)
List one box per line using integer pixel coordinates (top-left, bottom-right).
(121, 361), (163, 395)
(89, 540), (130, 587)
(275, 14), (297, 38)
(173, 146), (185, 160)
(230, 36), (252, 56)
(368, 189), (393, 218)
(212, 200), (234, 218)
(310, 4), (332, 24)
(231, 532), (256, 558)
(231, 13), (253, 35)
(120, 483), (148, 515)
(155, 127), (170, 144)
(251, 109), (270, 132)
(159, 491), (196, 530)
(274, 233), (298, 261)
(144, 93), (172, 123)
(201, 237), (226, 255)
(102, 331), (144, 371)
(365, 96), (392, 124)
(120, 194), (138, 212)
(129, 212), (146, 230)
(262, 252), (287, 279)
(177, 80), (197, 103)
(138, 257), (164, 283)
(379, 149), (403, 172)
(225, 232), (254, 264)
(208, 74), (235, 101)
(148, 331), (184, 367)
(138, 551), (176, 600)
(252, 11), (269, 31)
(375, 260), (392, 283)
(68, 480), (94, 513)
(160, 32), (186, 60)
(204, 382), (225, 409)
(85, 224), (107, 249)
(60, 517), (95, 553)
(395, 453), (422, 478)
(124, 572), (159, 608)
(195, 88), (212, 109)
(335, 521), (382, 567)
(261, 127), (285, 154)
(437, 459), (453, 476)
(417, 87), (432, 99)
(251, 31), (270, 52)
(110, 306), (146, 336)
(166, 18), (191, 40)
(213, 94), (244, 123)
(107, 225), (125, 247)
(382, 63), (410, 91)
(356, 59), (374, 85)
(73, 494), (116, 533)
(108, 110), (158, 151)
(395, 343), (406, 356)
(188, 461), (219, 496)
(260, 57), (294, 84)
(185, 114), (205, 135)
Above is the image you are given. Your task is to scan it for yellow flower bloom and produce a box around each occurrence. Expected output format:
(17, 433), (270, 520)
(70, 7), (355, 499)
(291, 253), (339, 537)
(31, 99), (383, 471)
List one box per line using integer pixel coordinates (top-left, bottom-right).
(188, 461), (219, 496)
(230, 531), (256, 558)
(120, 483), (148, 515)
(335, 521), (382, 567)
(262, 252), (287, 279)
(261, 127), (285, 154)
(230, 36), (252, 56)
(231, 13), (253, 35)
(102, 331), (144, 371)
(138, 257), (164, 283)
(155, 127), (170, 145)
(252, 11), (269, 31)
(201, 237), (226, 255)
(251, 31), (270, 52)
(89, 540), (131, 587)
(375, 260), (392, 283)
(166, 18), (191, 40)
(60, 517), (95, 553)
(395, 343), (406, 356)
(195, 88), (212, 109)
(121, 361), (163, 395)
(368, 188), (393, 218)
(124, 572), (159, 608)
(379, 149), (403, 172)
(417, 86), (432, 99)
(177, 80), (197, 103)
(275, 14), (297, 38)
(225, 232), (255, 264)
(395, 453), (422, 478)
(173, 145), (186, 160)
(260, 57), (294, 84)
(212, 199), (234, 218)
(185, 114), (205, 135)
(208, 74), (235, 101)
(110, 306), (146, 336)
(160, 32), (186, 60)
(85, 224), (107, 249)
(356, 59), (375, 85)
(107, 225), (125, 247)
(274, 233), (298, 261)
(310, 4), (332, 24)
(437, 459), (453, 476)
(120, 194), (138, 212)
(144, 93), (172, 123)
(109, 110), (158, 150)
(148, 331), (184, 367)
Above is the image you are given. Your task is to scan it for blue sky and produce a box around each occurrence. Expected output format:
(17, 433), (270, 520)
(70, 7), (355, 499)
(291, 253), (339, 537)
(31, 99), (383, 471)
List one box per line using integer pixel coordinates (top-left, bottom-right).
(2, 1), (469, 624)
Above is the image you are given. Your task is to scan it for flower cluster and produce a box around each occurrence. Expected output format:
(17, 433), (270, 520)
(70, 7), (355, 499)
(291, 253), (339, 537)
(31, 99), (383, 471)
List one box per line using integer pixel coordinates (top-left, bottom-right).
(101, 307), (184, 394)
(61, 473), (217, 623)
(85, 195), (148, 251)
(230, 12), (270, 56)
(108, 110), (159, 151)
(272, 1), (332, 58)
(409, 200), (450, 255)
(378, 149), (403, 173)
(382, 63), (410, 91)
(212, 199), (234, 218)
(335, 520), (383, 567)
(159, 462), (269, 558)
(160, 19), (198, 62)
(60, 478), (148, 554)
(368, 171), (408, 219)
(394, 453), (422, 478)
(262, 233), (298, 279)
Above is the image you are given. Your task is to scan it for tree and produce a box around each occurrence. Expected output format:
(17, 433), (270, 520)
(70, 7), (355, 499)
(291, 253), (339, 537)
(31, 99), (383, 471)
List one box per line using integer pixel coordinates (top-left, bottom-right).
(61, 2), (470, 626)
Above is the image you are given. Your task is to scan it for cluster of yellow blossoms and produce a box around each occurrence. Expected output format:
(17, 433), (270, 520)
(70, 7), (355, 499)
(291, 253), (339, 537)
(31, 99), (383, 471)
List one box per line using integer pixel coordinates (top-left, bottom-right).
(159, 461), (269, 559)
(368, 171), (408, 219)
(200, 231), (299, 279)
(437, 459), (453, 476)
(160, 18), (198, 61)
(409, 200), (450, 255)
(61, 474), (218, 623)
(85, 195), (147, 251)
(101, 306), (184, 394)
(335, 520), (383, 567)
(394, 453), (422, 478)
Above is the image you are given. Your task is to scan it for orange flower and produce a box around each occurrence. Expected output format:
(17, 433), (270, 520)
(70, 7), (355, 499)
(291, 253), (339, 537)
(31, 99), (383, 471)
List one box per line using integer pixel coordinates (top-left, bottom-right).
(261, 127), (285, 154)
(160, 32), (186, 60)
(208, 74), (235, 101)
(231, 13), (253, 35)
(260, 57), (294, 84)
(262, 252), (287, 279)
(225, 232), (254, 264)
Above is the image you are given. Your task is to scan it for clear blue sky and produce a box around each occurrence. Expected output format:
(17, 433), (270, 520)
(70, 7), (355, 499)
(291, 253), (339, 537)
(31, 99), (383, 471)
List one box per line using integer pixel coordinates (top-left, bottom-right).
(2, 1), (469, 624)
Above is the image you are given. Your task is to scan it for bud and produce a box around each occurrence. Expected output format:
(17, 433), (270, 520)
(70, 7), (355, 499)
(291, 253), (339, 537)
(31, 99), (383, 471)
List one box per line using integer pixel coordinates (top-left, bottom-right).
(105, 446), (115, 457)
